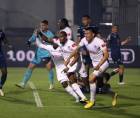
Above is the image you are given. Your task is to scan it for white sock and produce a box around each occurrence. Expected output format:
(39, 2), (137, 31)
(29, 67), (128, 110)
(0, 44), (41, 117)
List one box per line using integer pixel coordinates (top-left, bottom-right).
(71, 83), (86, 100)
(65, 85), (79, 100)
(90, 83), (96, 102)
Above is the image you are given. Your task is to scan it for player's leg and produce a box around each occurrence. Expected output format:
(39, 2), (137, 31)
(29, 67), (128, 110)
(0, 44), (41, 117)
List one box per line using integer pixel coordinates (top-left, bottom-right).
(45, 59), (54, 89)
(15, 57), (38, 88)
(68, 72), (87, 102)
(0, 57), (7, 96)
(16, 63), (36, 88)
(0, 67), (7, 96)
(61, 81), (79, 102)
(78, 62), (89, 93)
(118, 64), (125, 84)
(84, 61), (109, 109)
(84, 73), (96, 109)
(56, 67), (79, 102)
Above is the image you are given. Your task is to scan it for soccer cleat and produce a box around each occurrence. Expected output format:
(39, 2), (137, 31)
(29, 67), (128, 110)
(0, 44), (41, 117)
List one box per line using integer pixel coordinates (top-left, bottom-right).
(112, 93), (118, 107)
(0, 89), (4, 96)
(80, 98), (89, 104)
(75, 99), (80, 103)
(84, 101), (95, 109)
(118, 82), (125, 85)
(15, 82), (25, 89)
(49, 84), (54, 90)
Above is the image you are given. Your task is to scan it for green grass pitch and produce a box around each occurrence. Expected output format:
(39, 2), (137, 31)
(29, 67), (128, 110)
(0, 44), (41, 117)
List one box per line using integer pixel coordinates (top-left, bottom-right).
(0, 68), (140, 118)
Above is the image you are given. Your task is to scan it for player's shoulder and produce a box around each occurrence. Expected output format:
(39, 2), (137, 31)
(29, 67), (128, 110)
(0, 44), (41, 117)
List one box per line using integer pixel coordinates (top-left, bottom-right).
(94, 37), (105, 44)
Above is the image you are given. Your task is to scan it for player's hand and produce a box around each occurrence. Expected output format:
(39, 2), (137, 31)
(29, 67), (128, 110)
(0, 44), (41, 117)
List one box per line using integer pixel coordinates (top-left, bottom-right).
(94, 65), (100, 70)
(26, 40), (31, 48)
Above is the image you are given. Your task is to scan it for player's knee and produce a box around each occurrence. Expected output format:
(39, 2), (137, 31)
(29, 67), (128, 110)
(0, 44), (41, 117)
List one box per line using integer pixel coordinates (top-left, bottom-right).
(61, 81), (68, 88)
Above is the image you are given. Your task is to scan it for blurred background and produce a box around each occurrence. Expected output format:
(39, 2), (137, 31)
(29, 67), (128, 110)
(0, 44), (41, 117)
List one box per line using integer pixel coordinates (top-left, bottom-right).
(0, 0), (140, 67)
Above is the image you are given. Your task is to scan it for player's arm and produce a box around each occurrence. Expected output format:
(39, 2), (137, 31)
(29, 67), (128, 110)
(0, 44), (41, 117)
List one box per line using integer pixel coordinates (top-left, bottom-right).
(121, 36), (131, 46)
(36, 38), (56, 51)
(94, 42), (109, 70)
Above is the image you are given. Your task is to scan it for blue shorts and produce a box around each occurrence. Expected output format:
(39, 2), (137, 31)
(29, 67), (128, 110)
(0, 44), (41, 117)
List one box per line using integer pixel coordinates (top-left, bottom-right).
(31, 56), (51, 65)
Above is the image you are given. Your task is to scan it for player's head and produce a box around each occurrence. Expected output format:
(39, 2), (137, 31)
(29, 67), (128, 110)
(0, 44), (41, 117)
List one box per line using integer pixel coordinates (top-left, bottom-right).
(40, 20), (48, 31)
(58, 18), (69, 29)
(85, 27), (97, 43)
(58, 31), (67, 45)
(111, 25), (118, 33)
(82, 15), (91, 27)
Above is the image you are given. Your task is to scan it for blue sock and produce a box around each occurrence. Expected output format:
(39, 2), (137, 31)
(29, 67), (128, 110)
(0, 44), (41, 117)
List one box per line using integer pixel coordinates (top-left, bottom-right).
(22, 68), (33, 84)
(48, 69), (54, 85)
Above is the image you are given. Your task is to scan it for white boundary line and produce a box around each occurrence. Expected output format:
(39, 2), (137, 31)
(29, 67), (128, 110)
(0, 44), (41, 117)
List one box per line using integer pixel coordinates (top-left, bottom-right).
(29, 81), (43, 108)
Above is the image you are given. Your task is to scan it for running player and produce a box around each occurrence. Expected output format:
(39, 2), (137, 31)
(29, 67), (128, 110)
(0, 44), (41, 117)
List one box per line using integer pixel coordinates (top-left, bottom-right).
(0, 29), (12, 96)
(107, 25), (131, 85)
(76, 15), (99, 91)
(36, 32), (88, 102)
(16, 20), (55, 89)
(65, 27), (117, 109)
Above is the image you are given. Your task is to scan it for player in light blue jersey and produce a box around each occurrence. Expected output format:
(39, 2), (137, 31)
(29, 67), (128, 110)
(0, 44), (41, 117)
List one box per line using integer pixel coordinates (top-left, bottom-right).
(16, 20), (55, 89)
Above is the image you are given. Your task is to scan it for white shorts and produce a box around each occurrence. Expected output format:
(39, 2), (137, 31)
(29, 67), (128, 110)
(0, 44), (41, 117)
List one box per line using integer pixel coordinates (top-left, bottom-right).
(92, 61), (109, 76)
(55, 65), (69, 83)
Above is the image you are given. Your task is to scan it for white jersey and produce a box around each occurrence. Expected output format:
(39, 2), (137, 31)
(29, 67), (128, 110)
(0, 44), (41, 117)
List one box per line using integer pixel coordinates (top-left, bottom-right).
(79, 37), (107, 63)
(60, 27), (72, 40)
(58, 39), (77, 61)
(58, 39), (87, 77)
(79, 37), (109, 76)
(36, 38), (68, 83)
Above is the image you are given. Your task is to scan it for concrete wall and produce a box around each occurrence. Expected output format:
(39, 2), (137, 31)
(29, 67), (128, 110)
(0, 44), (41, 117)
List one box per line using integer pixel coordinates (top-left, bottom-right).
(0, 0), (65, 31)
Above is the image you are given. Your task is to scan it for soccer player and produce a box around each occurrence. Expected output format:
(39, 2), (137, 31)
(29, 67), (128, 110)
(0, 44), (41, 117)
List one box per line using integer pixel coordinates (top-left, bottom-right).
(35, 38), (80, 102)
(16, 20), (55, 89)
(0, 29), (12, 96)
(57, 18), (72, 40)
(107, 25), (131, 85)
(65, 27), (117, 109)
(35, 31), (87, 102)
(76, 15), (99, 90)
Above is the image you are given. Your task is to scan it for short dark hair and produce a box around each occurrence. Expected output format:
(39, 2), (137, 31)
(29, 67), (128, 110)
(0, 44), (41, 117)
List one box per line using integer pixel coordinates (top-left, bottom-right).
(41, 20), (48, 25)
(85, 26), (98, 34)
(82, 15), (91, 19)
(60, 18), (69, 27)
(59, 31), (67, 37)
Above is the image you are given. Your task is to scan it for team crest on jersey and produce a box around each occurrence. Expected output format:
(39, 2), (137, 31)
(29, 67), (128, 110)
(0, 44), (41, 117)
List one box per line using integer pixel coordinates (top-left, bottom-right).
(72, 43), (76, 47)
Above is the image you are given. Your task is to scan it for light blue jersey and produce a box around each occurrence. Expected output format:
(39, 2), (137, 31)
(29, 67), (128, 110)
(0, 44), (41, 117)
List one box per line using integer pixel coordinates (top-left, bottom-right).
(29, 30), (54, 64)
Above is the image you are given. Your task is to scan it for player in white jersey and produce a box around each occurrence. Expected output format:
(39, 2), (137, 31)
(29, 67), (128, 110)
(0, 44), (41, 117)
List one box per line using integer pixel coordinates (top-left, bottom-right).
(58, 18), (72, 40)
(36, 32), (88, 103)
(35, 37), (80, 102)
(65, 27), (117, 109)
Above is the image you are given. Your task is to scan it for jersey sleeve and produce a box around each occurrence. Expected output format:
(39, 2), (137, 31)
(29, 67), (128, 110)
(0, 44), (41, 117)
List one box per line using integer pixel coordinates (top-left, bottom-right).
(98, 39), (107, 51)
(36, 38), (54, 51)
(66, 28), (72, 40)
(70, 41), (77, 50)
(79, 38), (85, 47)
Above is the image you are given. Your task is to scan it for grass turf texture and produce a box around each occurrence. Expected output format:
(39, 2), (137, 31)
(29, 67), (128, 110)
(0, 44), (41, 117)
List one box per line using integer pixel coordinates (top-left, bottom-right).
(0, 68), (140, 118)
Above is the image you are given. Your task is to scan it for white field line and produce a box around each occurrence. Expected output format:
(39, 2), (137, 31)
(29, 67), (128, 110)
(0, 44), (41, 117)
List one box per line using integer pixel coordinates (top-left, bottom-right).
(29, 81), (43, 108)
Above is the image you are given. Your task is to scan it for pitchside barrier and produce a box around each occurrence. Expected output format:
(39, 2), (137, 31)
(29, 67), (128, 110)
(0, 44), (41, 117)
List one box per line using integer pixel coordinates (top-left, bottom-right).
(4, 45), (140, 68)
